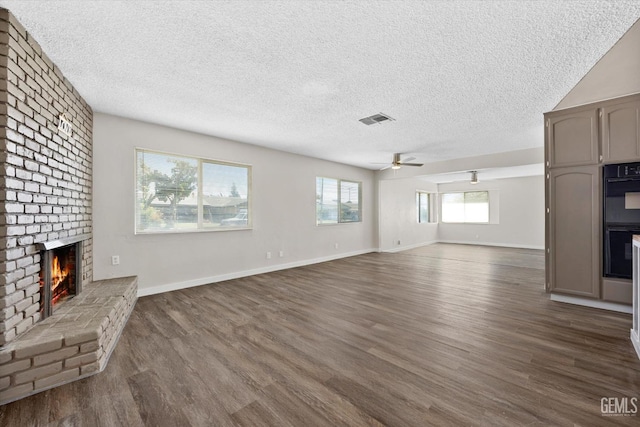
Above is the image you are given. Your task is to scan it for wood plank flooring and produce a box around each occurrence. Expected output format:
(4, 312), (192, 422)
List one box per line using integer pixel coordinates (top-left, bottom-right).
(1, 243), (639, 426)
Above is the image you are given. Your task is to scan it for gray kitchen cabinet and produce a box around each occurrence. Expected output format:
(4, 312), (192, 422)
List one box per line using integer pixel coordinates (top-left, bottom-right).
(546, 166), (601, 298)
(602, 97), (640, 163)
(545, 94), (640, 303)
(547, 107), (599, 168)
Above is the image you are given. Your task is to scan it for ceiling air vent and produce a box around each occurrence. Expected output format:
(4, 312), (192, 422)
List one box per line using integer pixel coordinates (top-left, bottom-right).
(359, 113), (395, 125)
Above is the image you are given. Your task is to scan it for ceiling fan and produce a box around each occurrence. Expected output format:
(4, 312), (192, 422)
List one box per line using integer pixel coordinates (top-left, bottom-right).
(378, 153), (424, 170)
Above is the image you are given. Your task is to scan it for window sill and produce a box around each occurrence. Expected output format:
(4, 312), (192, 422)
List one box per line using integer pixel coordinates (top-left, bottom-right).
(135, 226), (253, 235)
(316, 222), (362, 227)
(440, 222), (491, 225)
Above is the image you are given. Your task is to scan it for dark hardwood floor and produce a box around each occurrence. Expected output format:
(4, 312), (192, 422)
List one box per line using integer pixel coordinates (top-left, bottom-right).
(2, 243), (639, 426)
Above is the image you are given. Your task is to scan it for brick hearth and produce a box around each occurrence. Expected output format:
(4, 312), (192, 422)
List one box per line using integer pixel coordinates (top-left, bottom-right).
(0, 276), (137, 404)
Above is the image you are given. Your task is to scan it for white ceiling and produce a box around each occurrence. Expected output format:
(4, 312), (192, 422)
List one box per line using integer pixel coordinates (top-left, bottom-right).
(1, 1), (639, 169)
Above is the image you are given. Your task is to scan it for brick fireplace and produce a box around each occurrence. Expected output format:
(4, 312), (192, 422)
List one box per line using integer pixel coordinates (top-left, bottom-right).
(0, 9), (138, 405)
(0, 8), (131, 405)
(0, 9), (93, 346)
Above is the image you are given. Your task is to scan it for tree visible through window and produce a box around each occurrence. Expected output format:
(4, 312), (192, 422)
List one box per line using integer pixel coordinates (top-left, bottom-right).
(136, 149), (251, 232)
(441, 191), (489, 223)
(316, 177), (361, 224)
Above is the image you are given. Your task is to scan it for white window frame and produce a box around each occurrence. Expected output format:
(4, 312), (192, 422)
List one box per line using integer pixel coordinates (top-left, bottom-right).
(417, 191), (433, 223)
(316, 177), (362, 225)
(135, 148), (252, 234)
(440, 190), (490, 224)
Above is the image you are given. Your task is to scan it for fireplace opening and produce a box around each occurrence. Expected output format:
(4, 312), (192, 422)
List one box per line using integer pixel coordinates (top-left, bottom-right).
(38, 236), (86, 319)
(51, 245), (76, 305)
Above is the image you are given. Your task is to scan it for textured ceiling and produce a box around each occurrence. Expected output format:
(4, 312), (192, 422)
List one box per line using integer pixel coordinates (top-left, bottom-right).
(1, 1), (639, 169)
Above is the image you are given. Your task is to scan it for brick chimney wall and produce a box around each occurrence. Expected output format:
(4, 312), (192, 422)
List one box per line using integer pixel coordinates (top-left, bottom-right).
(0, 9), (93, 347)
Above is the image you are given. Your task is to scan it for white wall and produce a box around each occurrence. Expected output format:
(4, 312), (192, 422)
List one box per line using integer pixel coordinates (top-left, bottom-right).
(437, 175), (545, 249)
(555, 19), (640, 109)
(93, 113), (376, 295)
(378, 178), (438, 252)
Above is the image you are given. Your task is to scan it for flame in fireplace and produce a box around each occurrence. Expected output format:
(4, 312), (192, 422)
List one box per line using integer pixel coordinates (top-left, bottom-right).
(51, 255), (70, 305)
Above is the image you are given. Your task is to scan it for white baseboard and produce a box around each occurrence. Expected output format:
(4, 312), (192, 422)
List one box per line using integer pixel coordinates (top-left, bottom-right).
(550, 293), (632, 314)
(137, 248), (377, 297)
(631, 329), (640, 361)
(137, 240), (541, 297)
(380, 240), (437, 253)
(436, 239), (545, 250)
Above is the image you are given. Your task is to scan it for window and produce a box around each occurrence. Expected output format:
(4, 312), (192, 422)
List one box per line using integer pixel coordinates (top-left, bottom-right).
(417, 192), (431, 223)
(316, 177), (361, 224)
(441, 191), (489, 223)
(136, 149), (251, 233)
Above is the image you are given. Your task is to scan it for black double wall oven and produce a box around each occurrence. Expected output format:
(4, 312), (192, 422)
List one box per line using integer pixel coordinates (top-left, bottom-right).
(603, 162), (640, 279)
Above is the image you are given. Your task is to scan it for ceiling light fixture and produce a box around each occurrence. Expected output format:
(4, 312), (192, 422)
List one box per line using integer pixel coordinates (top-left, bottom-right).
(470, 171), (479, 184)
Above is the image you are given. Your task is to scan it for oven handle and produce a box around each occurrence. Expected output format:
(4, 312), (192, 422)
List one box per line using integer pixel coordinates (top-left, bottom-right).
(605, 177), (640, 183)
(606, 227), (640, 233)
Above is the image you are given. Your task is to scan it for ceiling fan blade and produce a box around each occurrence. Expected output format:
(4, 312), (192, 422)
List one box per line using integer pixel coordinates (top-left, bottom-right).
(400, 162), (424, 167)
(379, 165), (392, 171)
(403, 156), (416, 162)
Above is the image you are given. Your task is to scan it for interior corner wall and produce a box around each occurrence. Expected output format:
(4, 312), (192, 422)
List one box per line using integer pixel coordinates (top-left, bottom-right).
(437, 175), (544, 249)
(92, 113), (376, 296)
(378, 178), (438, 252)
(554, 18), (640, 110)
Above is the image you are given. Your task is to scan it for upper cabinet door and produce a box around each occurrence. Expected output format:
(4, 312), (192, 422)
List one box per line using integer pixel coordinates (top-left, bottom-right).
(547, 109), (599, 168)
(602, 98), (640, 163)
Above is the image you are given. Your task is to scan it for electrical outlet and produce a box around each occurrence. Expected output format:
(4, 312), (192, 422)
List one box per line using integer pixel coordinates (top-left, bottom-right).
(334, 243), (339, 249)
(266, 252), (272, 259)
(111, 255), (120, 266)
(279, 251), (284, 258)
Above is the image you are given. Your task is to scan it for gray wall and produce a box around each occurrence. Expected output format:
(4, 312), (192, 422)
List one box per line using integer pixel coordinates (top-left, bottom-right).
(93, 113), (377, 295)
(377, 174), (545, 251)
(378, 178), (438, 252)
(437, 175), (545, 249)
